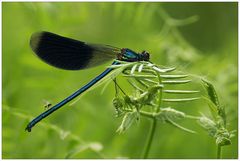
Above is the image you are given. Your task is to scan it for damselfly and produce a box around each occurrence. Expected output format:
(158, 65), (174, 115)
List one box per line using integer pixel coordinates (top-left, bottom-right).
(25, 31), (150, 132)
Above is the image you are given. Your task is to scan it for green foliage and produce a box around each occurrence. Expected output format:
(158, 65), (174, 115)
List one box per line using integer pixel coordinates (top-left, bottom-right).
(116, 110), (139, 133)
(156, 107), (186, 123)
(199, 79), (236, 158)
(199, 79), (235, 147)
(2, 2), (237, 159)
(202, 78), (226, 126)
(198, 116), (218, 137)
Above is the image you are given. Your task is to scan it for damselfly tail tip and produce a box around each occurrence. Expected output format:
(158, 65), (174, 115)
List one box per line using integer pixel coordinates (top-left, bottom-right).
(25, 125), (32, 132)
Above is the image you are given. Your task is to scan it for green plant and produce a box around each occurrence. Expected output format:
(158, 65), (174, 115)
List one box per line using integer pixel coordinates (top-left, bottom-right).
(200, 79), (235, 159)
(109, 61), (199, 158)
(106, 61), (235, 159)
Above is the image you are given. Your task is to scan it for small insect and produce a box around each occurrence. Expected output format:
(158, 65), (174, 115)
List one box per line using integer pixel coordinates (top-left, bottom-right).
(42, 99), (52, 109)
(25, 31), (150, 132)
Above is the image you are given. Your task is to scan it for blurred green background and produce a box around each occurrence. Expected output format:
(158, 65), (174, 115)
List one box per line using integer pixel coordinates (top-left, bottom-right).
(2, 2), (238, 159)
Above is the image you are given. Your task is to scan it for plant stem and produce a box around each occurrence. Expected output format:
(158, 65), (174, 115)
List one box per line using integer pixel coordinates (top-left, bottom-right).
(142, 118), (157, 159)
(217, 145), (222, 159)
(142, 69), (162, 159)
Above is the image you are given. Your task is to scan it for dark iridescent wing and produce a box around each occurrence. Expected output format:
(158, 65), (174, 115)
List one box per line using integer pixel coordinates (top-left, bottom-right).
(30, 31), (120, 70)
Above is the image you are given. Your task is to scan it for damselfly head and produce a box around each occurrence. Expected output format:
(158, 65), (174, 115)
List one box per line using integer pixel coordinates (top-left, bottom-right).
(140, 50), (150, 61)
